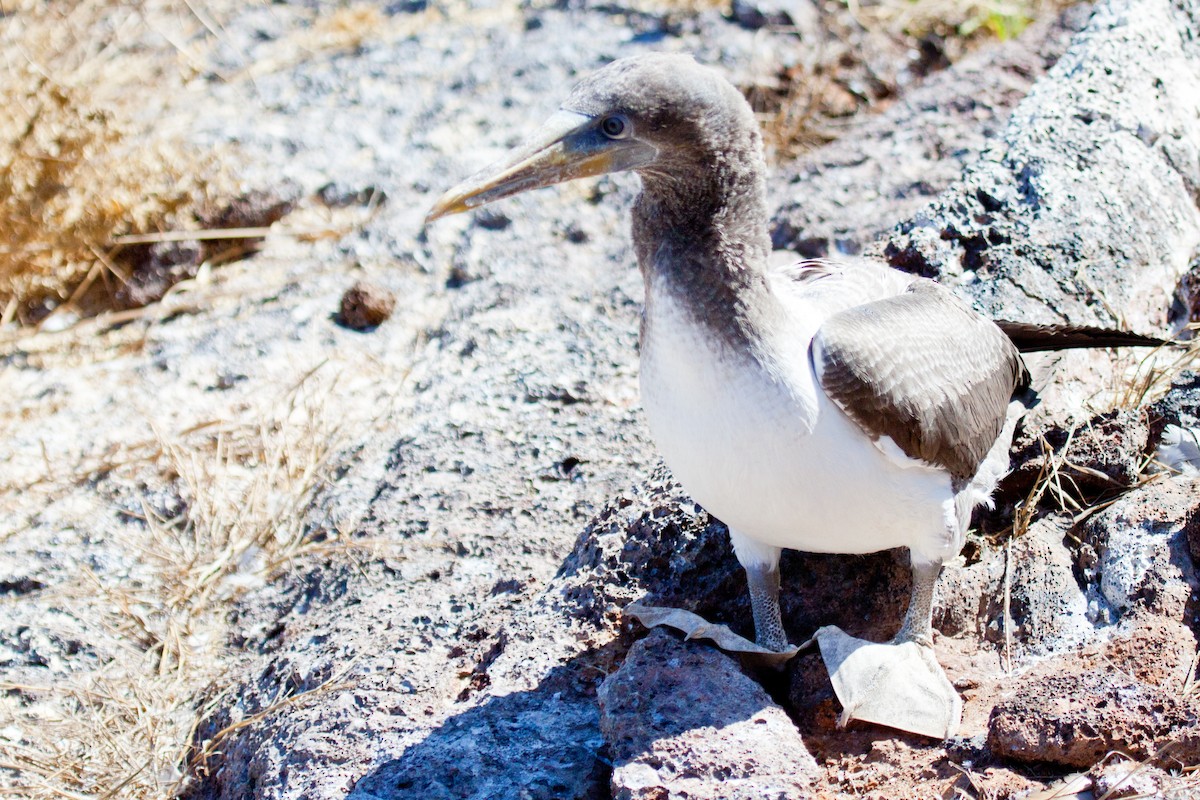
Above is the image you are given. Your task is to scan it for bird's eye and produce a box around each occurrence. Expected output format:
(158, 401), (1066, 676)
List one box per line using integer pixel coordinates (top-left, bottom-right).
(600, 115), (630, 139)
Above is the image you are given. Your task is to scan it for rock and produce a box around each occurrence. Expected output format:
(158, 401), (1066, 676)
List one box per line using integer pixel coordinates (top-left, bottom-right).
(878, 0), (1200, 336)
(198, 187), (297, 232)
(1101, 614), (1199, 692)
(933, 536), (1006, 640)
(998, 408), (1150, 511)
(770, 9), (1085, 260)
(113, 238), (206, 309)
(1090, 758), (1181, 799)
(350, 684), (608, 800)
(987, 669), (1200, 767)
(1002, 517), (1093, 653)
(338, 281), (396, 330)
(114, 188), (299, 310)
(317, 182), (385, 208)
(933, 517), (1092, 656)
(598, 629), (817, 800)
(1149, 371), (1200, 434)
(555, 469), (744, 632)
(730, 0), (818, 32)
(1078, 476), (1200, 618)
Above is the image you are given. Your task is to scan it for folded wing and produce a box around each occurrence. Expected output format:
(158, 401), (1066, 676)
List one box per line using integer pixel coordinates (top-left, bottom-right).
(813, 281), (1030, 482)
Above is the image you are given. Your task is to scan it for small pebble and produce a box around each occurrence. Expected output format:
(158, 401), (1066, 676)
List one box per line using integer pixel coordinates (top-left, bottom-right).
(338, 281), (396, 330)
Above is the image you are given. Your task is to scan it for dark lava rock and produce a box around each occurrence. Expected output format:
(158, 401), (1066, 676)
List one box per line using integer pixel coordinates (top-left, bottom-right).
(114, 238), (206, 309)
(317, 181), (385, 208)
(1149, 370), (1200, 442)
(988, 670), (1200, 768)
(199, 187), (296, 231)
(997, 408), (1149, 511)
(554, 467), (745, 633)
(115, 188), (299, 310)
(598, 629), (817, 800)
(338, 281), (396, 330)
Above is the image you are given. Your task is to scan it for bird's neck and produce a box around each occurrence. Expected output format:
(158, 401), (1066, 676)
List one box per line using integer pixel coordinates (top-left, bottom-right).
(632, 142), (778, 350)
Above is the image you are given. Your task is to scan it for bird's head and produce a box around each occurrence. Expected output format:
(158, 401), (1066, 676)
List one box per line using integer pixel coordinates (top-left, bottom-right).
(425, 53), (753, 223)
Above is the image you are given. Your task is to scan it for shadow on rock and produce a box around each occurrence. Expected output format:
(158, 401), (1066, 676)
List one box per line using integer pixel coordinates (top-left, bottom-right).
(350, 657), (613, 800)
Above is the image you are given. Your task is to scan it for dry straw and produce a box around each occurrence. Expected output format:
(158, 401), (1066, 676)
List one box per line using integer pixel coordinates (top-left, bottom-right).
(0, 0), (233, 327)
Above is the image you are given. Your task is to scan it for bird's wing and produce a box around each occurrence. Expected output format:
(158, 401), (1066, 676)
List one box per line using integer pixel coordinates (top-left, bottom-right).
(813, 280), (1030, 482)
(774, 257), (914, 303)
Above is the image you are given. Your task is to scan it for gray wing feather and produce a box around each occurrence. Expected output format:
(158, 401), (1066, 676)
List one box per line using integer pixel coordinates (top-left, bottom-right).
(814, 281), (1030, 481)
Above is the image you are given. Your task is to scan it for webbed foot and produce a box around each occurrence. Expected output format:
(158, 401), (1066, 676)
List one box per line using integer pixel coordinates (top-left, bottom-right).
(815, 625), (961, 738)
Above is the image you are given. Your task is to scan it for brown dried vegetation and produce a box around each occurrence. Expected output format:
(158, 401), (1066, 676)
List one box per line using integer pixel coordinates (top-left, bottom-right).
(0, 0), (238, 327)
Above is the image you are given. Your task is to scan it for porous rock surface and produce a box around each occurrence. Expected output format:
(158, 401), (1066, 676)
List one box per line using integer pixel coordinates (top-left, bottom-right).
(598, 630), (818, 800)
(988, 669), (1200, 767)
(985, 472), (1200, 769)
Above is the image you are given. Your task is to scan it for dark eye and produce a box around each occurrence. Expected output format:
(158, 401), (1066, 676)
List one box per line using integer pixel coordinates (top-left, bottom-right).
(600, 115), (629, 139)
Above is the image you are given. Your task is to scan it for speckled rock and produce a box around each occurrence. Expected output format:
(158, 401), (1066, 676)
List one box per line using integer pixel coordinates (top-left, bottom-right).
(877, 0), (1200, 338)
(1078, 475), (1200, 619)
(599, 629), (817, 800)
(987, 669), (1200, 767)
(1149, 370), (1200, 439)
(770, 8), (1090, 260)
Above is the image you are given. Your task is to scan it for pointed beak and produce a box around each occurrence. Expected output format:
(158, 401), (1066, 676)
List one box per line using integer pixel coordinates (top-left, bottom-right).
(426, 110), (655, 224)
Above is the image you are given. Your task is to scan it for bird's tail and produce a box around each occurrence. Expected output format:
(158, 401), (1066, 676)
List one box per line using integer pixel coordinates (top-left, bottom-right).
(995, 321), (1171, 353)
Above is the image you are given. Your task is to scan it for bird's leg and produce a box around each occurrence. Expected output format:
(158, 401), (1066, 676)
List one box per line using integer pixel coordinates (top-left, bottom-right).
(893, 558), (941, 648)
(816, 554), (960, 737)
(746, 562), (787, 651)
(730, 530), (787, 652)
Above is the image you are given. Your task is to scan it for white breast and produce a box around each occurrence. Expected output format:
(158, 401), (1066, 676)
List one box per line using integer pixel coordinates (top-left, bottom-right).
(638, 278), (961, 564)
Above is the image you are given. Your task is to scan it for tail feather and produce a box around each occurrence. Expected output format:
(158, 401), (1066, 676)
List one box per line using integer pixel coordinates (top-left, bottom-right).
(995, 320), (1170, 353)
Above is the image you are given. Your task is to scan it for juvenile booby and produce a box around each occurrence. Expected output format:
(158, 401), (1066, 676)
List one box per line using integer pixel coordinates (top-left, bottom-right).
(426, 53), (1164, 736)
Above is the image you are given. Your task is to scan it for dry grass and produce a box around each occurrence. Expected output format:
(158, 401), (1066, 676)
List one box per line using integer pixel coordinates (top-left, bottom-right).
(1109, 331), (1200, 410)
(0, 3), (403, 784)
(0, 372), (347, 798)
(0, 0), (242, 326)
(0, 0), (406, 327)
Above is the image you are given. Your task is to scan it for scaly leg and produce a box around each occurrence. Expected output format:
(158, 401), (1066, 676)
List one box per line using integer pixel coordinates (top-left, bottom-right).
(730, 529), (787, 652)
(894, 558), (941, 647)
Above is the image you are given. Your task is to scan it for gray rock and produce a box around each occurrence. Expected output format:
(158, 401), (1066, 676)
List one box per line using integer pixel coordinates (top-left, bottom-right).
(769, 8), (1086, 259)
(935, 518), (1093, 657)
(1151, 371), (1200, 425)
(1004, 518), (1094, 654)
(880, 0), (1200, 335)
(350, 686), (608, 800)
(598, 630), (817, 800)
(1080, 476), (1200, 618)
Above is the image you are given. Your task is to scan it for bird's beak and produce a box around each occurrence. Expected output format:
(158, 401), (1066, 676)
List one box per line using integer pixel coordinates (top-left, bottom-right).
(426, 110), (655, 224)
